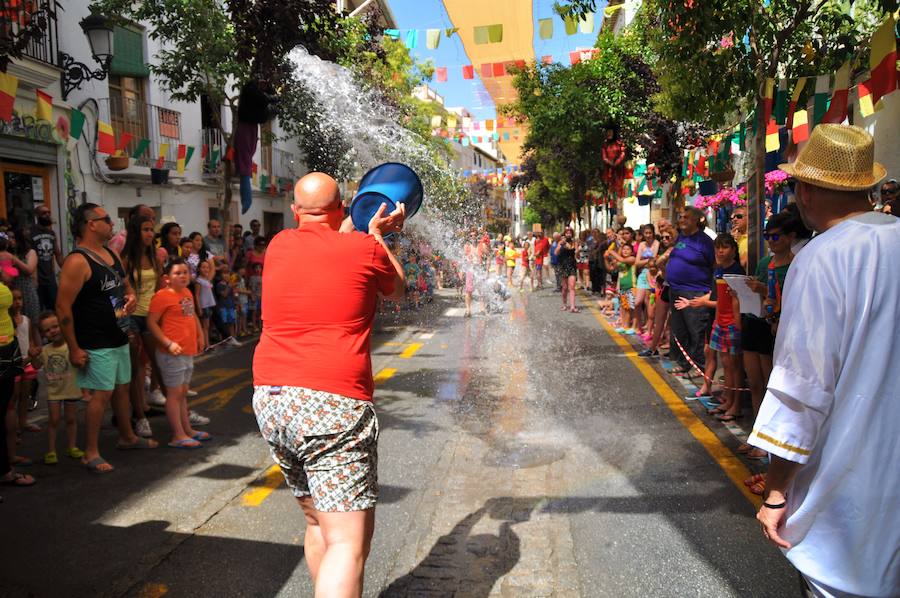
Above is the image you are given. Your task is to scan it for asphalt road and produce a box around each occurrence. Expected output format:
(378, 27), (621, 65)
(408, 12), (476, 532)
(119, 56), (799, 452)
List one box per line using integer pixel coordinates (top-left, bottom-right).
(0, 287), (797, 598)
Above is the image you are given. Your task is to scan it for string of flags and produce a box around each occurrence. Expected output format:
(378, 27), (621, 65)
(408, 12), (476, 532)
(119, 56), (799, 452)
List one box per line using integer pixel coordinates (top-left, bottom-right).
(383, 11), (597, 50)
(428, 48), (601, 84)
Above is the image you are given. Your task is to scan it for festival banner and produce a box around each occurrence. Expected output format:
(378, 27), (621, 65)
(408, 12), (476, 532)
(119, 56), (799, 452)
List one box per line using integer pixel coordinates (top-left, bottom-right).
(812, 75), (831, 126)
(131, 138), (150, 159)
(184, 145), (195, 167)
(36, 89), (52, 122)
(462, 65), (474, 79)
(492, 62), (505, 77)
(0, 72), (18, 122)
(869, 15), (897, 108)
(787, 77), (807, 129)
(857, 79), (876, 117)
(820, 61), (850, 124)
(426, 29), (441, 49)
(539, 18), (553, 39)
(176, 144), (187, 174)
(97, 121), (116, 155)
(579, 12), (595, 34)
(436, 67), (447, 82)
(405, 29), (419, 49)
(115, 133), (133, 157)
(762, 78), (775, 124)
(773, 79), (788, 125)
(70, 108), (86, 140)
(792, 109), (809, 143)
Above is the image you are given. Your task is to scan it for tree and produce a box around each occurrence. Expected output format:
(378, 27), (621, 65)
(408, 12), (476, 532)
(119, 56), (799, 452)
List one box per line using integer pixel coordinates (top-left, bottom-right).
(90, 0), (383, 226)
(503, 31), (660, 223)
(638, 0), (894, 259)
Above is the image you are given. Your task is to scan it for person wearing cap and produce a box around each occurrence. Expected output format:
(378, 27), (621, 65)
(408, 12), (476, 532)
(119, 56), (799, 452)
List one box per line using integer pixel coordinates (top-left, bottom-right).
(251, 172), (405, 597)
(750, 125), (899, 597)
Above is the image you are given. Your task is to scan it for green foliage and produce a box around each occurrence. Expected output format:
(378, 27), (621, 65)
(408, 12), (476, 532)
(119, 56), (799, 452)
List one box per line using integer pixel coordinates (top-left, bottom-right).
(522, 205), (541, 226)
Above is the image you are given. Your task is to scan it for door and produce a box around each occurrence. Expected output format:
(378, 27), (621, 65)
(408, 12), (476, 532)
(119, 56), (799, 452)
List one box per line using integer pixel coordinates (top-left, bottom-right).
(0, 162), (51, 232)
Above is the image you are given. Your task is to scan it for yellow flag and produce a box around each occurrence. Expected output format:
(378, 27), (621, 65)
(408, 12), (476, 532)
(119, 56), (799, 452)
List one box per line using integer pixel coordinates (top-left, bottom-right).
(430, 115), (441, 128)
(447, 115), (457, 129)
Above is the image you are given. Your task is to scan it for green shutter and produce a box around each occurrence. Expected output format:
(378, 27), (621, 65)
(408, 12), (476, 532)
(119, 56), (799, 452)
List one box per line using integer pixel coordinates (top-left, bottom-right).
(109, 26), (150, 77)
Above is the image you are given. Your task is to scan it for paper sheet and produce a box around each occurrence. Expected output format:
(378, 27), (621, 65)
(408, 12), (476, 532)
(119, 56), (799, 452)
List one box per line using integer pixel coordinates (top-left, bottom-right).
(723, 275), (763, 317)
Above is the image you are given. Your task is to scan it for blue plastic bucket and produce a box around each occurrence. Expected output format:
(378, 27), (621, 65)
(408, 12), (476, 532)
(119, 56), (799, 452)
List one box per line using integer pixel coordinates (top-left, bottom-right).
(350, 162), (424, 233)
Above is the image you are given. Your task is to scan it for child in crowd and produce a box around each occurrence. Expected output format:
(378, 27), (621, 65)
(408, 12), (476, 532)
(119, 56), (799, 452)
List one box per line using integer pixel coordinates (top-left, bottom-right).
(504, 239), (517, 286)
(404, 253), (421, 309)
(147, 258), (209, 449)
(519, 240), (533, 291)
(195, 260), (216, 348)
(216, 266), (238, 340)
(35, 312), (84, 464)
(233, 265), (250, 336)
(248, 262), (263, 331)
(614, 244), (637, 335)
(0, 232), (18, 278)
(706, 234), (745, 420)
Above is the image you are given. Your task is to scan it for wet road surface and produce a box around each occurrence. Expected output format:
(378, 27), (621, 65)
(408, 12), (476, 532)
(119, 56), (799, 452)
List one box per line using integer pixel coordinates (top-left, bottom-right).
(1, 287), (796, 597)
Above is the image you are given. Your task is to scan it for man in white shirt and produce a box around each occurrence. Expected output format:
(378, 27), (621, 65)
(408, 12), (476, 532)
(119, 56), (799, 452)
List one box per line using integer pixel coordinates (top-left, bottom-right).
(750, 124), (899, 597)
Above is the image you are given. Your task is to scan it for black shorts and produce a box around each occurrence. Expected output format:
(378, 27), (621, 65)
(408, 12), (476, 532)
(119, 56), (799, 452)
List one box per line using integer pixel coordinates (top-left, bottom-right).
(741, 315), (775, 355)
(131, 315), (149, 335)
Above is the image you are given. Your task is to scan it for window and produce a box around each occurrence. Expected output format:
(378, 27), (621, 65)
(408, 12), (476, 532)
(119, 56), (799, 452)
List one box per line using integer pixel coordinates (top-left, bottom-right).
(109, 26), (150, 78)
(108, 74), (148, 156)
(260, 122), (273, 175)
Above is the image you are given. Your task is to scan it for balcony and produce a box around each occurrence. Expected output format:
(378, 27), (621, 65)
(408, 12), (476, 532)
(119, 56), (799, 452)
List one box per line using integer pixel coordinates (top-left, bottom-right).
(1, 0), (61, 88)
(97, 97), (182, 170)
(201, 127), (224, 177)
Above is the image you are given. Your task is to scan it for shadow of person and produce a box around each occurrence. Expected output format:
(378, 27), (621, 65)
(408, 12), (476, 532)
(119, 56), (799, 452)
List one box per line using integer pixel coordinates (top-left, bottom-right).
(379, 503), (523, 597)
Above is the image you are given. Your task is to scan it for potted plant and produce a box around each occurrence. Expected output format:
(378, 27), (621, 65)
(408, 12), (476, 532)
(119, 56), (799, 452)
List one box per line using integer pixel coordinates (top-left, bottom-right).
(105, 155), (130, 171)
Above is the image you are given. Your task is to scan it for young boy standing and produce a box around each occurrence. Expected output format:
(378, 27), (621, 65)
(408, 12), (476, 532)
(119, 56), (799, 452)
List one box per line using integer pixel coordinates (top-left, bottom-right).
(148, 258), (209, 449)
(36, 312), (85, 465)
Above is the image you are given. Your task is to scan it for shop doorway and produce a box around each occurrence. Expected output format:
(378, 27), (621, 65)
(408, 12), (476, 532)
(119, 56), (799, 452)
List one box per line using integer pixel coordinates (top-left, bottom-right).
(263, 211), (284, 238)
(0, 162), (51, 232)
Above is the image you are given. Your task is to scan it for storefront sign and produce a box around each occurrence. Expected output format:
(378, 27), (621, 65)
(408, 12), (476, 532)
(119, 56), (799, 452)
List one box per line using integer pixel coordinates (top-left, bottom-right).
(0, 110), (57, 144)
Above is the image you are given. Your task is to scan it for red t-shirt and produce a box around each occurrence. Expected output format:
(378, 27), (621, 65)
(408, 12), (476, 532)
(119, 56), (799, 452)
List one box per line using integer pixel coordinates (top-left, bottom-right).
(533, 237), (549, 265)
(252, 225), (396, 401)
(149, 287), (199, 356)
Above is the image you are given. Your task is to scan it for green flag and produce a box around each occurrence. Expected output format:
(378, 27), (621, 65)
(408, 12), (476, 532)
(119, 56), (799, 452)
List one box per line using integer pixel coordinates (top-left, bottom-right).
(70, 109), (85, 140)
(564, 15), (578, 35)
(209, 146), (220, 169)
(487, 24), (503, 43)
(473, 26), (489, 44)
(131, 138), (150, 159)
(184, 145), (195, 166)
(259, 173), (268, 191)
(773, 79), (789, 125)
(538, 18), (553, 40)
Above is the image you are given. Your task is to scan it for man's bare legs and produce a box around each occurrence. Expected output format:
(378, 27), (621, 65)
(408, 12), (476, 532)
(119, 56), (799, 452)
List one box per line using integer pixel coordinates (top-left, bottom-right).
(298, 497), (375, 598)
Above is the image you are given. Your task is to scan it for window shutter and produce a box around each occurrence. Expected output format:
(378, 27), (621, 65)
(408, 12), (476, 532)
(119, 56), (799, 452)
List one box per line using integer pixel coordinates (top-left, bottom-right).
(109, 26), (150, 77)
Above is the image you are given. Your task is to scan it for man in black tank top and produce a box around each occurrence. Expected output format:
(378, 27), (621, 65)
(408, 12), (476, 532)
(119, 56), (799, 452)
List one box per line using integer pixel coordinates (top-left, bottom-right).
(57, 204), (158, 474)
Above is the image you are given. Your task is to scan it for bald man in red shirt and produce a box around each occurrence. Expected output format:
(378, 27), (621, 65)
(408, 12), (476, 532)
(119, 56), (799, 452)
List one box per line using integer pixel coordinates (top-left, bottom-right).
(252, 172), (405, 597)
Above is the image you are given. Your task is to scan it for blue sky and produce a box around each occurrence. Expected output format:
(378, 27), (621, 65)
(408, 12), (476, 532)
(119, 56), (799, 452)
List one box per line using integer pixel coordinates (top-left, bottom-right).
(386, 0), (606, 121)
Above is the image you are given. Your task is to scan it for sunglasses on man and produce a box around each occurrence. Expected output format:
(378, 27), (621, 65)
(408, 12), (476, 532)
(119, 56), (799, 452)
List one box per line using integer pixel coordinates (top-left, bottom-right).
(763, 233), (781, 241)
(89, 215), (112, 225)
(731, 213), (745, 220)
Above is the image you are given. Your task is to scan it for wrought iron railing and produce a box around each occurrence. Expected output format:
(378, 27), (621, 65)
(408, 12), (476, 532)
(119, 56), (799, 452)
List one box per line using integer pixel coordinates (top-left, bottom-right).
(0, 0), (58, 66)
(97, 97), (182, 168)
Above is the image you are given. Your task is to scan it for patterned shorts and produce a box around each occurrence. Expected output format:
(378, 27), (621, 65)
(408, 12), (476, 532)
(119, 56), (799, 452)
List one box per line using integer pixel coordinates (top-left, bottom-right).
(619, 288), (635, 310)
(252, 385), (379, 512)
(709, 323), (741, 355)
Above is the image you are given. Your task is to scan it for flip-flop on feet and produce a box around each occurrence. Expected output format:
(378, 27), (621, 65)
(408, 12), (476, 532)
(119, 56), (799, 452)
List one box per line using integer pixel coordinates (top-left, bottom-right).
(737, 443), (753, 454)
(192, 431), (211, 442)
(44, 452), (58, 465)
(83, 457), (114, 474)
(168, 438), (202, 449)
(717, 413), (741, 422)
(67, 447), (85, 459)
(744, 473), (766, 487)
(1, 471), (36, 486)
(117, 437), (158, 450)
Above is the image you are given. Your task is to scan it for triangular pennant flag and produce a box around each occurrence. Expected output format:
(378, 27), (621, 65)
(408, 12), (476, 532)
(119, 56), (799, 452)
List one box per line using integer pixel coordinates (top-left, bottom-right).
(131, 138), (150, 159)
(176, 143), (187, 174)
(384, 29), (400, 39)
(564, 15), (578, 35)
(762, 78), (775, 124)
(773, 79), (788, 125)
(36, 89), (52, 122)
(858, 78), (876, 118)
(821, 61), (851, 124)
(765, 120), (780, 153)
(224, 146), (234, 162)
(579, 12), (595, 34)
(487, 24), (503, 43)
(445, 27), (459, 37)
(210, 145), (221, 169)
(70, 108), (85, 140)
(787, 77), (807, 129)
(200, 144), (208, 160)
(115, 132), (133, 157)
(0, 72), (18, 122)
(436, 67), (447, 82)
(539, 18), (553, 39)
(405, 29), (419, 49)
(792, 109), (809, 143)
(426, 29), (441, 50)
(97, 121), (116, 154)
(869, 15), (897, 107)
(462, 65), (474, 80)
(813, 75), (831, 126)
(184, 145), (195, 167)
(156, 143), (169, 168)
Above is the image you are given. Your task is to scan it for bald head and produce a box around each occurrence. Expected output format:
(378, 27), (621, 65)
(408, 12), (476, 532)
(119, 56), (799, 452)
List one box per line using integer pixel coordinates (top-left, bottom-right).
(293, 172), (341, 213)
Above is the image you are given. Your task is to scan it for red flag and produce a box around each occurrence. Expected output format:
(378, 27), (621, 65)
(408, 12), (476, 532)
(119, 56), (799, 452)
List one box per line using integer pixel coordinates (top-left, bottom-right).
(821, 62), (850, 124)
(115, 132), (133, 156)
(515, 60), (526, 69)
(569, 51), (581, 65)
(436, 67), (447, 82)
(869, 15), (897, 106)
(201, 144), (209, 159)
(462, 65), (474, 80)
(480, 63), (492, 78)
(492, 62), (505, 77)
(762, 78), (775, 124)
(541, 55), (553, 65)
(225, 146), (235, 161)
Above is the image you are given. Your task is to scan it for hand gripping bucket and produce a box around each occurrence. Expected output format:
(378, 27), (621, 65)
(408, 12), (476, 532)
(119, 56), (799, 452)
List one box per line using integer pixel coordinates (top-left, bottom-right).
(349, 162), (424, 233)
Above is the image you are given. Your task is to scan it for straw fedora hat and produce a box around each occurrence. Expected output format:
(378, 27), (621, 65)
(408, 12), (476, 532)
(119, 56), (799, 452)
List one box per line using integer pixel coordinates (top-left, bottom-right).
(779, 124), (886, 191)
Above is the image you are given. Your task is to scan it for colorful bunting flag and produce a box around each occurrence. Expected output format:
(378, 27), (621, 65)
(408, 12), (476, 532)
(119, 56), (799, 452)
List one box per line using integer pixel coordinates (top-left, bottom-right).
(224, 146), (234, 162)
(487, 24), (503, 43)
(430, 115), (441, 128)
(384, 29), (400, 39)
(539, 18), (553, 39)
(156, 143), (169, 168)
(210, 145), (221, 169)
(36, 89), (52, 122)
(462, 117), (472, 129)
(858, 79), (876, 118)
(787, 77), (807, 128)
(485, 119), (494, 131)
(426, 29), (441, 49)
(773, 79), (788, 125)
(792, 109), (809, 143)
(131, 138), (150, 159)
(868, 15), (897, 107)
(115, 133), (133, 157)
(564, 15), (577, 35)
(201, 144), (208, 160)
(436, 67), (447, 82)
(447, 115), (457, 129)
(765, 120), (780, 153)
(569, 51), (582, 65)
(445, 27), (459, 37)
(184, 145), (195, 167)
(492, 62), (505, 77)
(97, 121), (116, 155)
(251, 162), (258, 185)
(70, 108), (85, 140)
(0, 72), (17, 122)
(405, 29), (418, 49)
(762, 78), (775, 124)
(503, 132), (510, 141)
(474, 26), (489, 44)
(821, 61), (850, 124)
(462, 65), (474, 79)
(813, 75), (831, 126)
(541, 55), (553, 65)
(579, 12), (595, 34)
(176, 144), (187, 173)
(480, 63), (492, 78)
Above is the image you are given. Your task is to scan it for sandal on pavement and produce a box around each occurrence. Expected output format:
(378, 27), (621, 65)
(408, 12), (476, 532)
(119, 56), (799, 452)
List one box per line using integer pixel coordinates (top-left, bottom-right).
(744, 473), (766, 487)
(117, 437), (159, 450)
(747, 448), (768, 460)
(44, 452), (58, 465)
(717, 413), (741, 422)
(1, 471), (35, 486)
(192, 431), (211, 442)
(736, 443), (753, 454)
(167, 438), (201, 449)
(67, 447), (85, 459)
(749, 480), (766, 495)
(83, 457), (114, 474)
(11, 456), (32, 467)
(570, 307), (580, 313)
(707, 407), (726, 415)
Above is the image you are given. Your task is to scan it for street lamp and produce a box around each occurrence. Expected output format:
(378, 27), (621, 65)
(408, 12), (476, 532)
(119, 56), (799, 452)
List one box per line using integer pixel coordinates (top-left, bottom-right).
(59, 14), (115, 100)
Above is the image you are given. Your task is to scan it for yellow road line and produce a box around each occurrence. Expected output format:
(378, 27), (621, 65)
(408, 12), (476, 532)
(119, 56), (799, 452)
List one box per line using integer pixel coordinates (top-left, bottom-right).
(137, 583), (168, 598)
(242, 465), (284, 507)
(583, 296), (761, 507)
(399, 343), (423, 359)
(373, 368), (397, 385)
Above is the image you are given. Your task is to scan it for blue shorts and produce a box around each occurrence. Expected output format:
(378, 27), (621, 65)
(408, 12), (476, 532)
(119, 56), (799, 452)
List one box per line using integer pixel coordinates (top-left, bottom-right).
(219, 307), (236, 325)
(76, 344), (131, 391)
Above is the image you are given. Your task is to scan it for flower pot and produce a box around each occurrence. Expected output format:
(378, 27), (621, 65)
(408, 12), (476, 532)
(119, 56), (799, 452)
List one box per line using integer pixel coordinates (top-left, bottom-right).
(710, 168), (735, 183)
(105, 155), (130, 171)
(150, 168), (169, 185)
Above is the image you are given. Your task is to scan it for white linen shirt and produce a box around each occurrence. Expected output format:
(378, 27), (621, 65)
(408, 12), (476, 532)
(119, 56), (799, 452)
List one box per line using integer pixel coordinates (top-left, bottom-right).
(749, 212), (900, 597)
